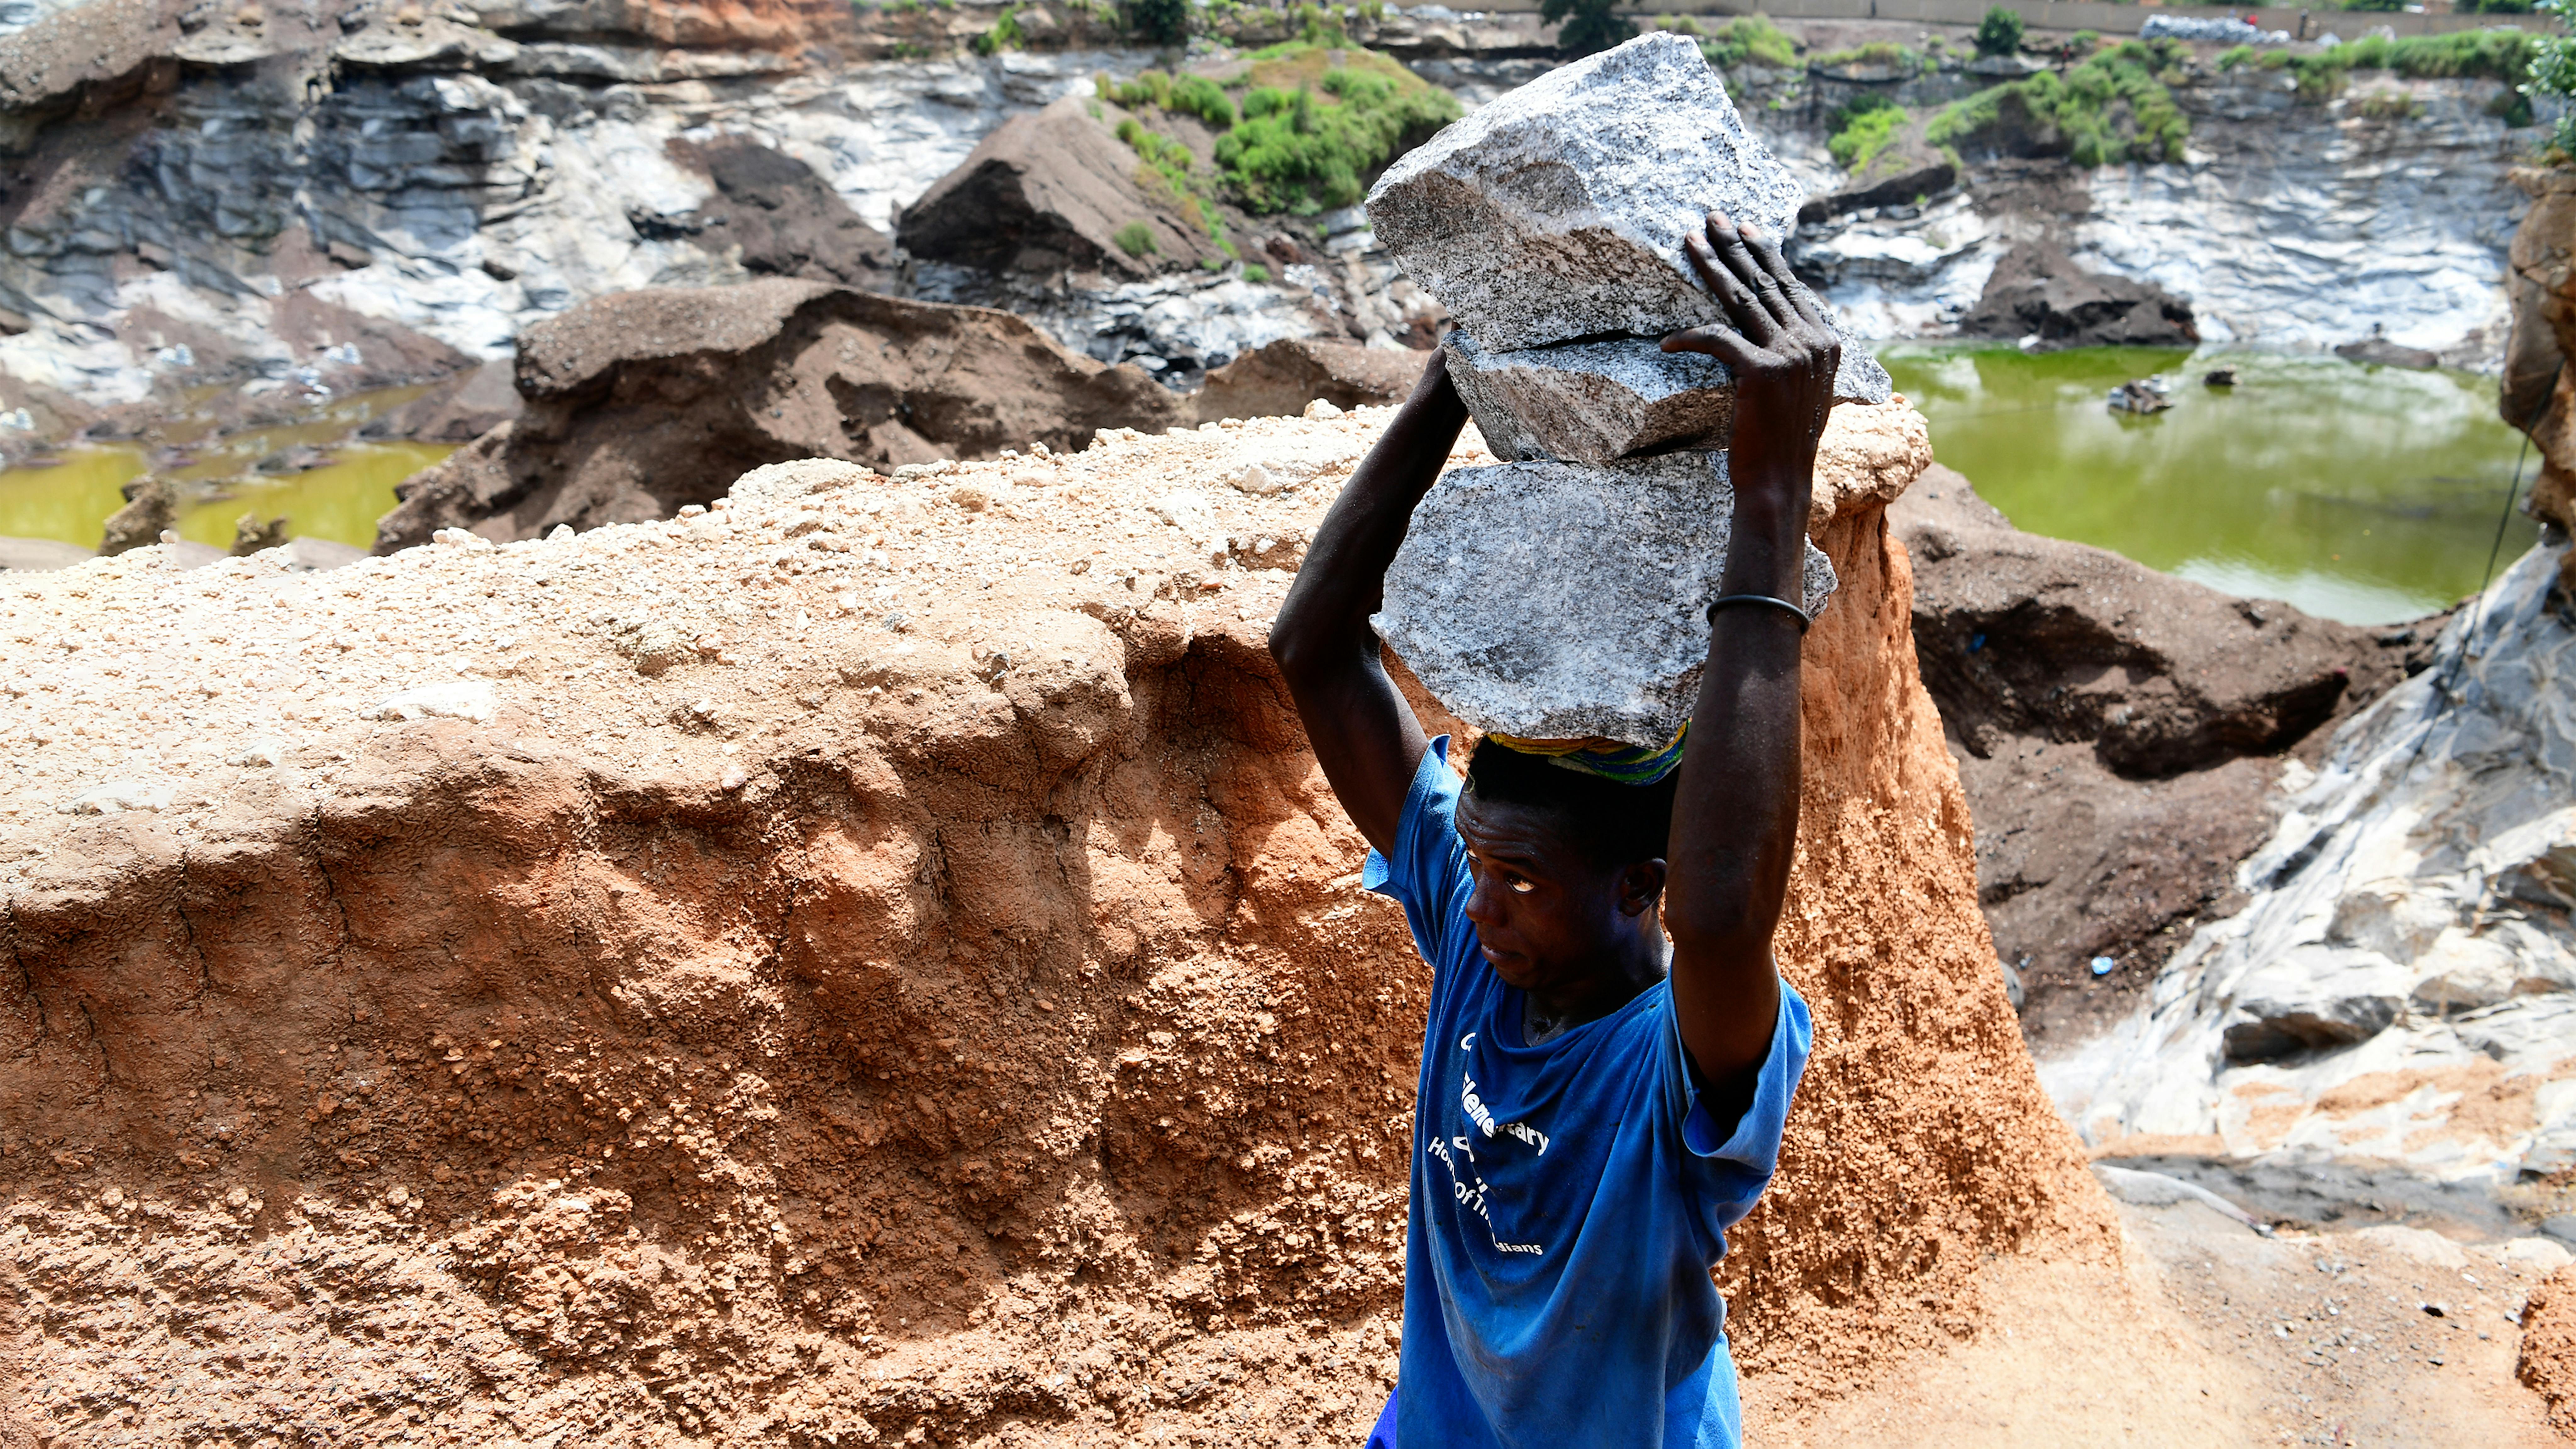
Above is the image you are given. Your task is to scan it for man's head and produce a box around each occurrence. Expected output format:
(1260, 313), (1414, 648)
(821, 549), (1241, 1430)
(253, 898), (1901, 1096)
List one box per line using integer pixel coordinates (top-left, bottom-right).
(1455, 740), (1679, 994)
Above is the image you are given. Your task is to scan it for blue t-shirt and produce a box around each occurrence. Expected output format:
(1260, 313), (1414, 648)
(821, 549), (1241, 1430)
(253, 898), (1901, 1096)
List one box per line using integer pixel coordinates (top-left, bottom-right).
(1363, 738), (1813, 1449)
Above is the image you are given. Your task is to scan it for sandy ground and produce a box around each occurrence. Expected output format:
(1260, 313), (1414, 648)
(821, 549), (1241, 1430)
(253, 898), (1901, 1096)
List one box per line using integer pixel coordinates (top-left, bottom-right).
(1765, 1195), (2567, 1447)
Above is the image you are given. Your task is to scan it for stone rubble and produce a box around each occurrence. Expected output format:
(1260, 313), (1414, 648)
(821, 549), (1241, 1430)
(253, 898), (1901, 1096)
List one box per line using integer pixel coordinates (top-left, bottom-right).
(2044, 541), (2576, 1190)
(1363, 34), (1894, 739)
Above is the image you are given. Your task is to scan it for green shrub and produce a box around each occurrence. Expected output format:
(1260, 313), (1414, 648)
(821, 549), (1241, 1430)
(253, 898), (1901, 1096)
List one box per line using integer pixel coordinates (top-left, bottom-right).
(1243, 262), (1271, 283)
(1927, 38), (2188, 165)
(1113, 220), (1158, 257)
(1653, 13), (1704, 35)
(1540, 0), (1635, 58)
(2356, 88), (2420, 119)
(1974, 5), (2023, 57)
(1813, 39), (1926, 72)
(2065, 29), (2100, 57)
(1128, 0), (1186, 44)
(2214, 43), (2255, 71)
(1108, 70), (1241, 127)
(2462, 0), (2537, 13)
(1827, 93), (1906, 170)
(1700, 14), (1797, 69)
(2340, 0), (2407, 11)
(2535, 0), (2576, 156)
(970, 4), (1024, 54)
(1212, 47), (1461, 212)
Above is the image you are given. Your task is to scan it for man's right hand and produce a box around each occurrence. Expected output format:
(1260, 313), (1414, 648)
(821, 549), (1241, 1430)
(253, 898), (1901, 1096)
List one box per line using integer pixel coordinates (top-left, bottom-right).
(1661, 211), (1840, 520)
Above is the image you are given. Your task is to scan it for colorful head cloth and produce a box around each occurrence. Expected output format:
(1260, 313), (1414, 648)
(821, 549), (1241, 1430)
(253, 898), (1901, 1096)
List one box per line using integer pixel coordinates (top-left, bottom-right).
(1482, 721), (1690, 786)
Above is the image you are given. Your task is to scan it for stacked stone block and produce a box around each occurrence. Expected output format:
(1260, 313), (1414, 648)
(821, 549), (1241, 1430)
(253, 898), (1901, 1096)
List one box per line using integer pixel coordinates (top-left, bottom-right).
(1363, 32), (1879, 748)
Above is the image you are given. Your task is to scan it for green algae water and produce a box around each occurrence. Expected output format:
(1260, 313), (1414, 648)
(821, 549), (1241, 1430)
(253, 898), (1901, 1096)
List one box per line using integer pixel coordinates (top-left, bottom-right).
(1874, 345), (2543, 626)
(0, 386), (453, 554)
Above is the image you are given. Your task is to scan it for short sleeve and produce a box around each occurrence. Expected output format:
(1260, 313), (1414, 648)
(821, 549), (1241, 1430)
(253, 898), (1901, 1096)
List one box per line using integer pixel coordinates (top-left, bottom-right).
(1361, 736), (1472, 977)
(1661, 980), (1813, 1246)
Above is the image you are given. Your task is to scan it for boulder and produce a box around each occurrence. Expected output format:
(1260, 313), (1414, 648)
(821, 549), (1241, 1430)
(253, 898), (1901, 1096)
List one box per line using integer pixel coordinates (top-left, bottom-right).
(1442, 331), (1732, 464)
(98, 477), (175, 557)
(668, 136), (896, 286)
(1190, 336), (1427, 423)
(2218, 943), (2412, 1062)
(1372, 447), (1837, 747)
(899, 96), (1230, 280)
(1367, 33), (1809, 352)
(2333, 334), (2439, 370)
(375, 279), (1180, 550)
(1958, 243), (2198, 350)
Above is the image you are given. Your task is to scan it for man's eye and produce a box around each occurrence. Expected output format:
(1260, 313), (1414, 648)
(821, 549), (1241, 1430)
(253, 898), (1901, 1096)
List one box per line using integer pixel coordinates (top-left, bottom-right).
(1506, 875), (1534, 894)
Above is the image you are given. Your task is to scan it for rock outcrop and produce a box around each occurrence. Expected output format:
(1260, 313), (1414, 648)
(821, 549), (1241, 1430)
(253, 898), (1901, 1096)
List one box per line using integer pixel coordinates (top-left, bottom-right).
(374, 279), (1180, 549)
(1892, 468), (2422, 1043)
(2044, 539), (2576, 1205)
(1957, 242), (2198, 350)
(900, 96), (1233, 280)
(667, 136), (899, 286)
(0, 401), (2112, 1442)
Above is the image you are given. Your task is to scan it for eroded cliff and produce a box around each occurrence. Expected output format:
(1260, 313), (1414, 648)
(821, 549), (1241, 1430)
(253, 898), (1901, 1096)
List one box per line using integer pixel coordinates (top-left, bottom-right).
(0, 400), (2108, 1444)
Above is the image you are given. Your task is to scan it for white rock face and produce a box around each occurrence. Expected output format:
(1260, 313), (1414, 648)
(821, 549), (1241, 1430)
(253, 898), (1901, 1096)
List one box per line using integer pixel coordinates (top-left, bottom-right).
(1372, 450), (1834, 747)
(1366, 32), (1809, 352)
(2045, 541), (2576, 1187)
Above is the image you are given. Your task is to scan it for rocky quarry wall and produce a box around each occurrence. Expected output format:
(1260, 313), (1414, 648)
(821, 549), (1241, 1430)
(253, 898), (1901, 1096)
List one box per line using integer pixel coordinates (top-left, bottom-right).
(0, 398), (2114, 1444)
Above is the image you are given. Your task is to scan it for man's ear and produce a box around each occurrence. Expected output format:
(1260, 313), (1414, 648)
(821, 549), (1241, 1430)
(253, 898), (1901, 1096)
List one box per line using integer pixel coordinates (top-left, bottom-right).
(1619, 859), (1668, 918)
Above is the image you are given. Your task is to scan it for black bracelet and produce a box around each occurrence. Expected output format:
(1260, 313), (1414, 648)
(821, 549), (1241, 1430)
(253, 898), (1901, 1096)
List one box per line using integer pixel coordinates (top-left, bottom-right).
(1707, 594), (1812, 633)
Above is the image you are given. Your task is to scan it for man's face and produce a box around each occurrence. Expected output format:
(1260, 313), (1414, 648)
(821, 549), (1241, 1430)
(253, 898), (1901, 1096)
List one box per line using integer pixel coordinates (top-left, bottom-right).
(1454, 791), (1662, 996)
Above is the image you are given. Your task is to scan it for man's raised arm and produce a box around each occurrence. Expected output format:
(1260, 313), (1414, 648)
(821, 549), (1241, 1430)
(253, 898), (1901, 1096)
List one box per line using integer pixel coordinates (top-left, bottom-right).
(1267, 352), (1471, 857)
(1659, 213), (1842, 1087)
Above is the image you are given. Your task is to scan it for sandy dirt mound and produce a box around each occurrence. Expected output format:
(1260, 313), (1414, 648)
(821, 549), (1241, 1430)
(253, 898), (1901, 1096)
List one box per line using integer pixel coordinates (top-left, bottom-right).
(2524, 1263), (2576, 1435)
(0, 401), (2106, 1444)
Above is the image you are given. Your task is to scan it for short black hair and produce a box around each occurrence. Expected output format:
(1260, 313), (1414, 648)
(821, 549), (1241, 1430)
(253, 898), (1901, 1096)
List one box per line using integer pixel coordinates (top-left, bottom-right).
(1463, 738), (1679, 871)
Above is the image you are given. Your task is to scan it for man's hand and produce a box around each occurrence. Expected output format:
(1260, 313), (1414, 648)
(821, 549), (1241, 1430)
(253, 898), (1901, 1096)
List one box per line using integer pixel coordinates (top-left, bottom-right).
(1660, 211), (1841, 513)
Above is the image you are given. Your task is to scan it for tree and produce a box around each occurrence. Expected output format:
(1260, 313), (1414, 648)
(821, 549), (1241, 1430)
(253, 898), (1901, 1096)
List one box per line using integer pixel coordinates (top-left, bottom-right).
(1541, 0), (1635, 58)
(1129, 0), (1187, 47)
(1975, 5), (2024, 58)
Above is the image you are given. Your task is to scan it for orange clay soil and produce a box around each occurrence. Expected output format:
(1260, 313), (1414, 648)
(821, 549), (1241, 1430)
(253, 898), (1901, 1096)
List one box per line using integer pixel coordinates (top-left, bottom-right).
(0, 401), (2115, 1446)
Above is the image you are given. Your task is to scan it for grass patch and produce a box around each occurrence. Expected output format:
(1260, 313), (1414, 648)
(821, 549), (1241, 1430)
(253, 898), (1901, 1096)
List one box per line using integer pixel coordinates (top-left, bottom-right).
(1242, 262), (1270, 283)
(1828, 94), (1906, 170)
(1102, 45), (1458, 217)
(1811, 39), (1928, 73)
(1215, 45), (1459, 213)
(1698, 14), (1798, 68)
(2285, 29), (2539, 100)
(1113, 220), (1158, 257)
(1927, 38), (2187, 165)
(1115, 118), (1229, 243)
(2215, 43), (2256, 71)
(1103, 69), (1239, 126)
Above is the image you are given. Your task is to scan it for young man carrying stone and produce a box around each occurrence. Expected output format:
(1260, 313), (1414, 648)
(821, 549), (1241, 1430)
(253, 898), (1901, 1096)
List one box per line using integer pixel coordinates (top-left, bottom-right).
(1267, 207), (1834, 1448)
